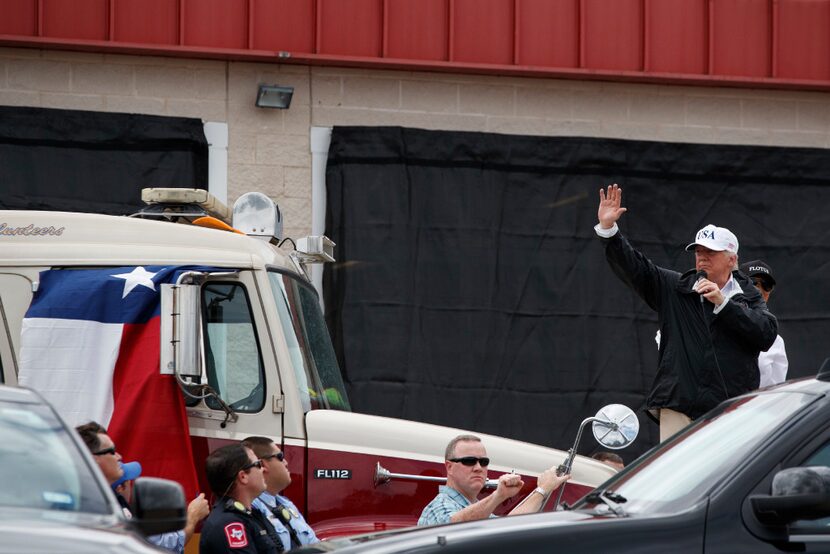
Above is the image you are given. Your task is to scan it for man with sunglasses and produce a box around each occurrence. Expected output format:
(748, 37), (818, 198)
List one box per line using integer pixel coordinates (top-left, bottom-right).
(75, 421), (209, 553)
(740, 260), (788, 387)
(243, 436), (319, 549)
(418, 434), (569, 526)
(201, 443), (284, 553)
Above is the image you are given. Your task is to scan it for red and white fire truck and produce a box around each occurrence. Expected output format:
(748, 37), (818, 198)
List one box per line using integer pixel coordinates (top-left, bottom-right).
(0, 190), (616, 539)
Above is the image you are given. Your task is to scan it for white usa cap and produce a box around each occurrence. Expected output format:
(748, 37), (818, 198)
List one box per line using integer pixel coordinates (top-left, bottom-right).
(685, 224), (739, 254)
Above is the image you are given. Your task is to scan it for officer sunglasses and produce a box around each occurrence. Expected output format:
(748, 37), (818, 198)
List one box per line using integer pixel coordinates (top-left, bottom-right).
(220, 457), (265, 499)
(449, 456), (490, 467)
(241, 459), (263, 471)
(261, 452), (285, 462)
(93, 446), (117, 456)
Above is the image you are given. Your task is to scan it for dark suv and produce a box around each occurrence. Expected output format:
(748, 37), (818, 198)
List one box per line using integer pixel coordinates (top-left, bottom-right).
(0, 385), (185, 553)
(297, 372), (830, 553)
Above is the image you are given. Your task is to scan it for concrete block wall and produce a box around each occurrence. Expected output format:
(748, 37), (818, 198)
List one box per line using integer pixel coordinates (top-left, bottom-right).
(2, 46), (830, 238)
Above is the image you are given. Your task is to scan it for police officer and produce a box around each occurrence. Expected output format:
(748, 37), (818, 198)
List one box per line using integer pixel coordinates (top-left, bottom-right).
(200, 444), (284, 553)
(243, 436), (319, 549)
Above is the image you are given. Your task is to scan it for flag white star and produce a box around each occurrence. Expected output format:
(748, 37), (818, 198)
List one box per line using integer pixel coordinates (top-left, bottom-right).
(112, 267), (158, 298)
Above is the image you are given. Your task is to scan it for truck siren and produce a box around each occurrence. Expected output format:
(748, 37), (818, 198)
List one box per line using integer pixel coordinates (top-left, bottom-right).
(232, 192), (283, 244)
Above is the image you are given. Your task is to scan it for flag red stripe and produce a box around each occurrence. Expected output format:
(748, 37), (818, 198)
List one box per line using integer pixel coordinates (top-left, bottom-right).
(109, 318), (200, 500)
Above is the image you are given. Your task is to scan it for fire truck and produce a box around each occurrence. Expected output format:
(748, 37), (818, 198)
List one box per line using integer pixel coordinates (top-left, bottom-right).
(0, 189), (616, 538)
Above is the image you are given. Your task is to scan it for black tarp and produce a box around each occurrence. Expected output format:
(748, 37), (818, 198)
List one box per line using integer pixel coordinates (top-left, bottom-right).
(324, 126), (830, 460)
(0, 106), (208, 214)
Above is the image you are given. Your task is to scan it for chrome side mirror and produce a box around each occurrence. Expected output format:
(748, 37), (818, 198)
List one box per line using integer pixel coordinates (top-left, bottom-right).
(160, 283), (201, 377)
(551, 403), (639, 510)
(592, 404), (639, 450)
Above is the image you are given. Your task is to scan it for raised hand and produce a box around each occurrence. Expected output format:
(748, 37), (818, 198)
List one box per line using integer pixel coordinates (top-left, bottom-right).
(598, 183), (627, 229)
(537, 467), (570, 494)
(494, 472), (524, 501)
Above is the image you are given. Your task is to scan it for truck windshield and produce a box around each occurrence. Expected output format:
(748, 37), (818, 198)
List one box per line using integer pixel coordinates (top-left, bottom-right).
(268, 271), (351, 413)
(577, 391), (816, 515)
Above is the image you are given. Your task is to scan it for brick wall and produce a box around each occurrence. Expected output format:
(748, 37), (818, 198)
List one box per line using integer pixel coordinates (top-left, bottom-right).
(2, 47), (830, 237)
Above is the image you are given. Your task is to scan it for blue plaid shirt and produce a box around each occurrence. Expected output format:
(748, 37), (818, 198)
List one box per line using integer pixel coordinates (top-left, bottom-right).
(418, 486), (495, 526)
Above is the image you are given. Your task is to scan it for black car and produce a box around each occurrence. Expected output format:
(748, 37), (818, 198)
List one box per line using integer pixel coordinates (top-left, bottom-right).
(298, 372), (830, 553)
(0, 385), (185, 553)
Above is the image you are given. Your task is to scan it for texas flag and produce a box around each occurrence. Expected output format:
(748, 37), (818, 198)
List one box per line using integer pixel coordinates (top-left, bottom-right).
(19, 266), (206, 499)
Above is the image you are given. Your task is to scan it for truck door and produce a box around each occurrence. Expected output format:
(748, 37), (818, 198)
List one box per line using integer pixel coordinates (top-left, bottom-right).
(186, 271), (283, 464)
(0, 273), (36, 385)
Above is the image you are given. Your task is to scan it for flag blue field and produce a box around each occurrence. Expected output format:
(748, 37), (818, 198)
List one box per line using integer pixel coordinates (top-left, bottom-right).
(19, 266), (206, 498)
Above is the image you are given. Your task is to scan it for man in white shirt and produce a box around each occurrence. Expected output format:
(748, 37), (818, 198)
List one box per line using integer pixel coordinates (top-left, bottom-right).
(740, 260), (788, 387)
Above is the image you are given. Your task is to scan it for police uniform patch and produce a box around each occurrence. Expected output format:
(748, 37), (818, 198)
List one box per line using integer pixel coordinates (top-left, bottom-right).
(224, 522), (248, 548)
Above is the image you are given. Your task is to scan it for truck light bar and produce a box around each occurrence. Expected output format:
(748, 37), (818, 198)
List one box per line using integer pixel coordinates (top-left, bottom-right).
(136, 188), (231, 224)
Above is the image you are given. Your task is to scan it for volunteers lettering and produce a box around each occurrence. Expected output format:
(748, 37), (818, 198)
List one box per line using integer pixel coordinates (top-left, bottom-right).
(0, 223), (65, 236)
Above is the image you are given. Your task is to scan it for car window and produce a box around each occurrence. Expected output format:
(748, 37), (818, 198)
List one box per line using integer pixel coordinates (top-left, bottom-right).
(0, 400), (109, 514)
(202, 282), (265, 413)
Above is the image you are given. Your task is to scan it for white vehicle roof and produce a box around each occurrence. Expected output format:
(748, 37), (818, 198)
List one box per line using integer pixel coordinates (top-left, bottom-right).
(0, 210), (292, 270)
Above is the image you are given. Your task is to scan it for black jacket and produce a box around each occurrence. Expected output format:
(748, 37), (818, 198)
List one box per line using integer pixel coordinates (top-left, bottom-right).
(200, 497), (284, 554)
(601, 231), (778, 420)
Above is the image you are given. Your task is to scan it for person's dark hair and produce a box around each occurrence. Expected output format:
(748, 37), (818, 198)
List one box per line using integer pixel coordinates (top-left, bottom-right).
(205, 444), (254, 497)
(444, 434), (481, 460)
(76, 421), (108, 453)
(592, 452), (624, 465)
(242, 436), (275, 459)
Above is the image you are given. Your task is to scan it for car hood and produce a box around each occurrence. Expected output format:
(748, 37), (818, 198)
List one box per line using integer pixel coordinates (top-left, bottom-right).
(303, 509), (614, 553)
(0, 507), (162, 553)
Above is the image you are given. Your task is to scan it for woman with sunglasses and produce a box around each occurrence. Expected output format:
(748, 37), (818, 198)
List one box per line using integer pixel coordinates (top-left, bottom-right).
(418, 435), (569, 526)
(200, 443), (285, 553)
(740, 260), (788, 387)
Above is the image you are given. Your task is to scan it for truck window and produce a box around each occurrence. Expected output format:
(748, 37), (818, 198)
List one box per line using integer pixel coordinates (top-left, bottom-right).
(268, 271), (351, 412)
(202, 282), (265, 413)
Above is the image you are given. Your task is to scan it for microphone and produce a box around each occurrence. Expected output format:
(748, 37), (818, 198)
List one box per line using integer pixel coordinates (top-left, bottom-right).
(695, 270), (708, 302)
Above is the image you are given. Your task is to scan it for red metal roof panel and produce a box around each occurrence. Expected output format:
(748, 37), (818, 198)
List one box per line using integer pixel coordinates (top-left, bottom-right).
(710, 0), (771, 78)
(113, 0), (179, 45)
(317, 0), (382, 57)
(0, 0), (37, 36)
(42, 0), (108, 40)
(645, 0), (707, 74)
(451, 0), (514, 65)
(251, 0), (315, 53)
(776, 0), (830, 81)
(582, 0), (643, 71)
(516, 0), (579, 68)
(385, 0), (448, 61)
(183, 0), (248, 49)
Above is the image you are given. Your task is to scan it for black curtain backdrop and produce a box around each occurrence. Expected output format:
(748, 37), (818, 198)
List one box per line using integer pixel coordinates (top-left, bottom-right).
(0, 106), (208, 214)
(324, 126), (830, 461)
